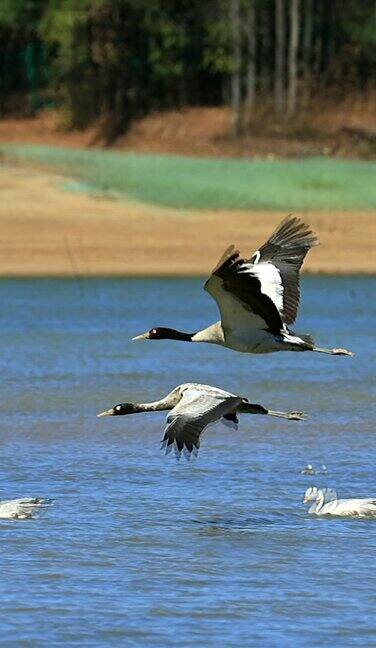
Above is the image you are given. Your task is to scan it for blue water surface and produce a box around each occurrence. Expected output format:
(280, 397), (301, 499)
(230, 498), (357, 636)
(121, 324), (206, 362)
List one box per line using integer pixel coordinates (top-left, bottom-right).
(0, 276), (375, 647)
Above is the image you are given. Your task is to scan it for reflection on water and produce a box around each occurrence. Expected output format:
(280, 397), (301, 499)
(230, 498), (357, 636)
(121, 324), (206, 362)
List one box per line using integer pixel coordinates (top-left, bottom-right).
(193, 514), (283, 533)
(0, 276), (375, 646)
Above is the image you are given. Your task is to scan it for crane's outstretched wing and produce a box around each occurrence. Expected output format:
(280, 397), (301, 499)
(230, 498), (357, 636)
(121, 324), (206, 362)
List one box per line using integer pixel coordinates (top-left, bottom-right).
(205, 245), (284, 336)
(249, 215), (317, 325)
(161, 386), (242, 458)
(205, 215), (317, 332)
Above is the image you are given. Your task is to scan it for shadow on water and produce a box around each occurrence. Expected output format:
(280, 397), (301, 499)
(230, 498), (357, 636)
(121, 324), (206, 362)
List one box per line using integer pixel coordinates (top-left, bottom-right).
(191, 510), (302, 535)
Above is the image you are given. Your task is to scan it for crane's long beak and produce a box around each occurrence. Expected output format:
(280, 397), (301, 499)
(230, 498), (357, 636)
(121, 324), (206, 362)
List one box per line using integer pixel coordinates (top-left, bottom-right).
(97, 408), (115, 418)
(132, 331), (150, 341)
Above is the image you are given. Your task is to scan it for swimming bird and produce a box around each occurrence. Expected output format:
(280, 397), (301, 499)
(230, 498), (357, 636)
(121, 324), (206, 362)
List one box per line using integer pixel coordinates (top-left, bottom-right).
(300, 463), (329, 475)
(133, 215), (353, 356)
(300, 464), (315, 475)
(303, 486), (376, 517)
(0, 497), (52, 520)
(98, 383), (306, 458)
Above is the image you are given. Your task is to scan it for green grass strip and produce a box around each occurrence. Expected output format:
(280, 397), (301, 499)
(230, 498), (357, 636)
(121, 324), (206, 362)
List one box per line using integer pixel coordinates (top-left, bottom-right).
(1, 143), (375, 211)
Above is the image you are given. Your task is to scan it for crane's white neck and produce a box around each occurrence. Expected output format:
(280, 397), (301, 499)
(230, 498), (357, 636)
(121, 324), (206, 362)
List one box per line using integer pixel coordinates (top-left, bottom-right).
(133, 397), (178, 412)
(134, 387), (181, 412)
(191, 322), (225, 344)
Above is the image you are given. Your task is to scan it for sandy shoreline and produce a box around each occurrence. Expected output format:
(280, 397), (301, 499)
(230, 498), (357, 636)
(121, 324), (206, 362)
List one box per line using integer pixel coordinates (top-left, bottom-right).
(0, 163), (375, 276)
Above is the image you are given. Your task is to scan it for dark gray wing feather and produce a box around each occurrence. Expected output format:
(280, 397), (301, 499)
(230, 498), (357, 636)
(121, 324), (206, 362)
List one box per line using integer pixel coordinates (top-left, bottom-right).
(207, 247), (284, 334)
(162, 393), (242, 456)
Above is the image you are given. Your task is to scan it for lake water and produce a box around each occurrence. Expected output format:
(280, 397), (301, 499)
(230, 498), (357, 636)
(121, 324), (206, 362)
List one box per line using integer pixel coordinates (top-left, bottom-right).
(0, 276), (375, 647)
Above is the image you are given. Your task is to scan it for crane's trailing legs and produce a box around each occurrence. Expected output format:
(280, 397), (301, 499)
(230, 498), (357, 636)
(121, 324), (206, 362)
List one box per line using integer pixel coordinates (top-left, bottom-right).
(312, 346), (354, 356)
(240, 402), (306, 420)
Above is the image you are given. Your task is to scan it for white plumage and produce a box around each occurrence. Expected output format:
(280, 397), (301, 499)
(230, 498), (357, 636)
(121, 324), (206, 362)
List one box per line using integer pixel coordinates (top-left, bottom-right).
(242, 261), (284, 314)
(303, 486), (376, 517)
(0, 497), (52, 520)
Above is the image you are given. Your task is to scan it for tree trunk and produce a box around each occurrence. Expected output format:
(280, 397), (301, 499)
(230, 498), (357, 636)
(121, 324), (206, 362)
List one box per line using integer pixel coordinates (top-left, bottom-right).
(287, 0), (300, 118)
(302, 0), (313, 106)
(274, 0), (285, 115)
(314, 35), (322, 76)
(245, 1), (256, 118)
(323, 0), (337, 88)
(229, 0), (242, 136)
(259, 5), (271, 97)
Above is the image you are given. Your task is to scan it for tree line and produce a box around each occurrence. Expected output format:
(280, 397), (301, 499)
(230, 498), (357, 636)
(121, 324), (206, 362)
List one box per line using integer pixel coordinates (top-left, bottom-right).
(0, 0), (374, 139)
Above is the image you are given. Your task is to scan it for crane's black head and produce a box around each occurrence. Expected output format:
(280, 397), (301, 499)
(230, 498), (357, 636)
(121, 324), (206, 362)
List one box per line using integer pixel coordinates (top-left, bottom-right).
(97, 403), (136, 417)
(132, 327), (193, 341)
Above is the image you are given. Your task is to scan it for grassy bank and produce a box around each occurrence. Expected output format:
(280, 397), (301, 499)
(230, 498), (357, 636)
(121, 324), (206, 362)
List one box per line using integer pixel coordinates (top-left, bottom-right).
(1, 143), (376, 211)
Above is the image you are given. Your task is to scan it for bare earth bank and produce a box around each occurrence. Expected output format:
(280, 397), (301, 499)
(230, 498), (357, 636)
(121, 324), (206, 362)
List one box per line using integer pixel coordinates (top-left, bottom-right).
(0, 164), (374, 276)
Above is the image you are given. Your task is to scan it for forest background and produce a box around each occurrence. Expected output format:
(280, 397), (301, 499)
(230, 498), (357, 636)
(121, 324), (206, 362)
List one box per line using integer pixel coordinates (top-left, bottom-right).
(0, 0), (374, 146)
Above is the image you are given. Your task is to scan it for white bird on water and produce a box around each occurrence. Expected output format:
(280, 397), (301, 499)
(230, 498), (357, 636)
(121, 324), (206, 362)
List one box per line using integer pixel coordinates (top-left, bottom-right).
(0, 497), (52, 520)
(132, 215), (353, 357)
(98, 382), (306, 459)
(303, 486), (376, 517)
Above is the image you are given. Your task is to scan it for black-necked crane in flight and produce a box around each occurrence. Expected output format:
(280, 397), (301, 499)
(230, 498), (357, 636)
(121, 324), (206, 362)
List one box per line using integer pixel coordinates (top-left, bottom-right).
(98, 383), (306, 459)
(133, 215), (353, 357)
